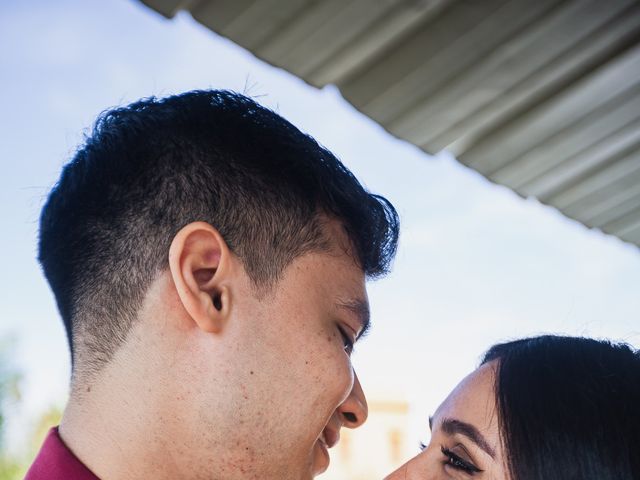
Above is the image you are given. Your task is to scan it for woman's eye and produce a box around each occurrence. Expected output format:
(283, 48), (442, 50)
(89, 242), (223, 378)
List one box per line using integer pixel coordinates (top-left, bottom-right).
(338, 326), (354, 354)
(441, 446), (482, 475)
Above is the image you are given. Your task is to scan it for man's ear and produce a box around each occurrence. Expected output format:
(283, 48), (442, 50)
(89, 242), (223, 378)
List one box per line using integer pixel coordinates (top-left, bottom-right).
(168, 221), (233, 333)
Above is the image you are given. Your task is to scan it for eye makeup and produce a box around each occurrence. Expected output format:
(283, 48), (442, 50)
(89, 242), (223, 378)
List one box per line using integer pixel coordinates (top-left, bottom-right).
(441, 445), (482, 475)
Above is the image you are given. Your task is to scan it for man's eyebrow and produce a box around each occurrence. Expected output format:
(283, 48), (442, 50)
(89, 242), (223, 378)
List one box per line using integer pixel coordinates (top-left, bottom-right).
(438, 417), (496, 459)
(336, 299), (370, 340)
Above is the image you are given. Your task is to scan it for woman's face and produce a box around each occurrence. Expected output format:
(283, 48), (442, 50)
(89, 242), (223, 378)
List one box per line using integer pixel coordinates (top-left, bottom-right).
(385, 362), (509, 480)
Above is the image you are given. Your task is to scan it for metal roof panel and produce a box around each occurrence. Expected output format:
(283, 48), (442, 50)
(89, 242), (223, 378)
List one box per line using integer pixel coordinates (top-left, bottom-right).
(138, 0), (640, 248)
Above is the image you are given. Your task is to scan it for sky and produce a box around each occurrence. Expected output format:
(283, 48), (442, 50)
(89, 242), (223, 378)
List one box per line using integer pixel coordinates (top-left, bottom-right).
(1, 0), (640, 460)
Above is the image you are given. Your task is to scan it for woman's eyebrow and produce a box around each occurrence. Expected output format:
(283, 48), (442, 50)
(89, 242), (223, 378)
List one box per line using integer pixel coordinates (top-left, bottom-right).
(432, 416), (496, 459)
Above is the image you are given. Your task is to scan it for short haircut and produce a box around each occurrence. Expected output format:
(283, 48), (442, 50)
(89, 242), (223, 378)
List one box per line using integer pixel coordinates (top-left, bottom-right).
(38, 90), (399, 377)
(482, 335), (640, 480)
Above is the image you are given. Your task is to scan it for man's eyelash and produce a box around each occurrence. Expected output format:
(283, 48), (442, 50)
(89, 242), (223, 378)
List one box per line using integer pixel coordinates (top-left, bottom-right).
(338, 326), (354, 354)
(441, 446), (482, 475)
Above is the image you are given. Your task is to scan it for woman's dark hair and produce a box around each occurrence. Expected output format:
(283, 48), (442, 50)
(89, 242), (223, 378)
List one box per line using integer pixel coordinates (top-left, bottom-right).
(482, 335), (640, 480)
(38, 90), (399, 376)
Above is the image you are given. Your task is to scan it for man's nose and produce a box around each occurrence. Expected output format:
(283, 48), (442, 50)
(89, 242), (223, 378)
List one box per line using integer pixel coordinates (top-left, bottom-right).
(337, 371), (368, 428)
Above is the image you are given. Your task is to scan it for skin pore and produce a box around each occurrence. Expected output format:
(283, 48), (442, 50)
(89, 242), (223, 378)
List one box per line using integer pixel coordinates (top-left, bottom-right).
(385, 362), (509, 480)
(59, 220), (369, 480)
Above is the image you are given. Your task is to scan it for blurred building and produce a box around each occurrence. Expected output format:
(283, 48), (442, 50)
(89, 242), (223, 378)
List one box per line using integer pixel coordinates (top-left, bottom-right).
(322, 398), (412, 480)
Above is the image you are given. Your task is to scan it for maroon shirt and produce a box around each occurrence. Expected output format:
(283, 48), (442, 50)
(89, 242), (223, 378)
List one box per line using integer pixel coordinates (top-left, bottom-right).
(25, 427), (100, 480)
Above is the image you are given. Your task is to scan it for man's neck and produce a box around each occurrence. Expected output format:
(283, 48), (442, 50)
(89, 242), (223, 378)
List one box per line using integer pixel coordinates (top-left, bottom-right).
(60, 371), (175, 480)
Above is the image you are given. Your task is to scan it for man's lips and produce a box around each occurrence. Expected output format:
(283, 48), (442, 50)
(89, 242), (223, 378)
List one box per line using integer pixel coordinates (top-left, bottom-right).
(319, 426), (340, 449)
(313, 425), (340, 475)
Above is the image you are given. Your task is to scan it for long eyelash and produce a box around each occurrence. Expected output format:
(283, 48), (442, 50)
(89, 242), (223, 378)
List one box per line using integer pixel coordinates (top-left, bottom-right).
(338, 326), (354, 354)
(441, 446), (482, 474)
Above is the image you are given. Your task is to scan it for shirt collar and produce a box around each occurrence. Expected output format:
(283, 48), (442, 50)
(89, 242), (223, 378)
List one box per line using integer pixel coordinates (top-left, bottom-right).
(25, 426), (100, 480)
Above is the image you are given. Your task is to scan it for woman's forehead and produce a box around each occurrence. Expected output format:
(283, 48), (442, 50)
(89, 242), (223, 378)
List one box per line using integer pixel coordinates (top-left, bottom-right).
(432, 362), (499, 431)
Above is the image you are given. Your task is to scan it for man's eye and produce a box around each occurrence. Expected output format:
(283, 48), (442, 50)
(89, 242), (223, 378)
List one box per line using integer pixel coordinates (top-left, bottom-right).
(338, 326), (354, 354)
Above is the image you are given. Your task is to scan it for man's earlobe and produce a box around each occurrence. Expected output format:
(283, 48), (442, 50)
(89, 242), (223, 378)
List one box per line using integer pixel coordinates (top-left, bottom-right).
(168, 222), (232, 333)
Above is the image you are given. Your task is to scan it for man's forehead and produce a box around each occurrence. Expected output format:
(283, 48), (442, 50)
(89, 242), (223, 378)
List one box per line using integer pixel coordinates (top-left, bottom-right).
(321, 217), (360, 261)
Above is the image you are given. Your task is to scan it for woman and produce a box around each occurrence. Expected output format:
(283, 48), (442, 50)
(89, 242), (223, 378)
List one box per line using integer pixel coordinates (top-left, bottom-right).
(385, 335), (640, 480)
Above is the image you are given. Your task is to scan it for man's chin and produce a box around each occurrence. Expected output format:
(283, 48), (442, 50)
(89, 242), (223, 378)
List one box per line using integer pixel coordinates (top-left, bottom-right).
(311, 438), (330, 476)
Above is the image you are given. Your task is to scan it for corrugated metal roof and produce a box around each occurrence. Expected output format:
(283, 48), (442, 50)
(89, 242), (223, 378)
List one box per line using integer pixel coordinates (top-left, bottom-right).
(140, 0), (640, 247)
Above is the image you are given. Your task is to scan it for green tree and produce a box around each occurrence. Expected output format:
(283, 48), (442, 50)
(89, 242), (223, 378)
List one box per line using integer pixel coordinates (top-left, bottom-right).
(27, 405), (63, 463)
(0, 336), (63, 479)
(0, 336), (23, 480)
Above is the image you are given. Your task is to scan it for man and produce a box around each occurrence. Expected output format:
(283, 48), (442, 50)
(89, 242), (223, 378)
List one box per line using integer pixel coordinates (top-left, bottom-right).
(27, 90), (399, 479)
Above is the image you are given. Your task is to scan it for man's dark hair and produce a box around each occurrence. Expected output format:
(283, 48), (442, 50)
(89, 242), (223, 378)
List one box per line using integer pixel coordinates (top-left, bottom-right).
(38, 90), (399, 377)
(482, 335), (640, 480)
